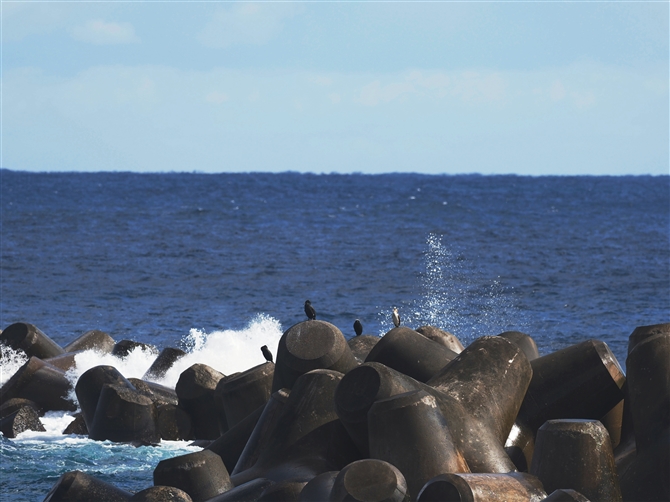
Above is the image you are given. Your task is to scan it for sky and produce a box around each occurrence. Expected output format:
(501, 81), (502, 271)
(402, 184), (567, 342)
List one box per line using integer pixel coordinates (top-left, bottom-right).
(2, 1), (668, 175)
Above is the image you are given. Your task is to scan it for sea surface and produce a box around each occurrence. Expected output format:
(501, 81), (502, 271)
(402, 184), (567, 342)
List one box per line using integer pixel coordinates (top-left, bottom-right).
(1, 171), (668, 500)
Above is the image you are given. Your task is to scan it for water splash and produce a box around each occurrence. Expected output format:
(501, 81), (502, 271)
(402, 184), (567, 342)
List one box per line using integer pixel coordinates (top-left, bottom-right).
(1, 314), (284, 412)
(153, 313), (283, 389)
(0, 344), (28, 387)
(379, 234), (527, 345)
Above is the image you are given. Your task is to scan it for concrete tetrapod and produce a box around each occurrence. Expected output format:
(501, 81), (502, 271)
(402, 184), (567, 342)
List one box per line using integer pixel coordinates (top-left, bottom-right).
(232, 389), (291, 477)
(0, 397), (41, 418)
(43, 470), (132, 501)
(530, 419), (621, 502)
(416, 473), (547, 502)
(415, 326), (464, 353)
(427, 335), (533, 447)
(204, 478), (275, 501)
(128, 379), (178, 407)
(111, 340), (157, 358)
(74, 365), (136, 431)
(44, 352), (80, 372)
(231, 369), (360, 486)
(497, 331), (540, 361)
(0, 405), (45, 437)
(347, 335), (380, 364)
(257, 481), (308, 501)
(271, 320), (358, 392)
(206, 403), (265, 472)
(368, 390), (469, 499)
(617, 325), (669, 501)
(175, 363), (226, 439)
(298, 471), (339, 502)
(156, 403), (193, 441)
(129, 486), (193, 501)
(153, 449), (233, 502)
(335, 360), (517, 473)
(365, 327), (458, 382)
(504, 339), (625, 471)
(88, 383), (160, 444)
(215, 361), (274, 429)
(143, 347), (187, 381)
(0, 322), (64, 359)
(0, 356), (75, 412)
(541, 490), (591, 501)
(329, 459), (410, 502)
(64, 329), (115, 354)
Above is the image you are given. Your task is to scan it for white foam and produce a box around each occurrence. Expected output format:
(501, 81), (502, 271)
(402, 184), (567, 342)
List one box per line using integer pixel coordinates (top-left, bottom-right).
(0, 344), (29, 387)
(1, 314), (283, 410)
(151, 313), (283, 389)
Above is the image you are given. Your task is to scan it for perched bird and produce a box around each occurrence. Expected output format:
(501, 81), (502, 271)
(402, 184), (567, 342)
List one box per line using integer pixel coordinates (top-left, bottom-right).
(353, 319), (363, 337)
(392, 307), (401, 328)
(261, 345), (273, 363)
(304, 300), (317, 320)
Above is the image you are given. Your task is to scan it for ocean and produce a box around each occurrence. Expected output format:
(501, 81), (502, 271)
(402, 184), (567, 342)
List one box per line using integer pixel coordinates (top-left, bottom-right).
(1, 171), (668, 500)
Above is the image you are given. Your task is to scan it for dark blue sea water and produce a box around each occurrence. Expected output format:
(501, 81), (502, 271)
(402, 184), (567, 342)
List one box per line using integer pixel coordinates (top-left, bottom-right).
(1, 171), (669, 500)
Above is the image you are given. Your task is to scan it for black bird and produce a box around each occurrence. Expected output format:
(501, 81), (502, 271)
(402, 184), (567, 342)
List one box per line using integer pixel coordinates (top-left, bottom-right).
(261, 345), (273, 363)
(392, 307), (401, 328)
(304, 300), (317, 320)
(353, 319), (363, 337)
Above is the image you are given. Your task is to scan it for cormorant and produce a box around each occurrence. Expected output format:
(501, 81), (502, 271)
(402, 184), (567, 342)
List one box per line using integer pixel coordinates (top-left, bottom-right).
(304, 300), (317, 320)
(353, 319), (363, 337)
(392, 307), (401, 328)
(261, 345), (273, 363)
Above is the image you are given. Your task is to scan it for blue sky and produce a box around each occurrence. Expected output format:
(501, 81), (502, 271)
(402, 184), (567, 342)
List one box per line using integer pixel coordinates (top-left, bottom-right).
(2, 1), (668, 175)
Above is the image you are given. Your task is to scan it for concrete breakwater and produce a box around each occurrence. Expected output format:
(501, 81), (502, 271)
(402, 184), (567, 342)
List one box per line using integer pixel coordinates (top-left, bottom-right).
(0, 320), (668, 501)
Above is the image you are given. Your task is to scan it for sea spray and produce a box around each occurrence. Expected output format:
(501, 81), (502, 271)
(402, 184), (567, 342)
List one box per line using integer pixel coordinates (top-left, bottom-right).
(0, 344), (28, 387)
(152, 313), (283, 389)
(378, 234), (528, 344)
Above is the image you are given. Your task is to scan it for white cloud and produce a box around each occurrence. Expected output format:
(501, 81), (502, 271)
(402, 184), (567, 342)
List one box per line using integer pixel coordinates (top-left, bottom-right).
(197, 3), (296, 48)
(71, 19), (140, 45)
